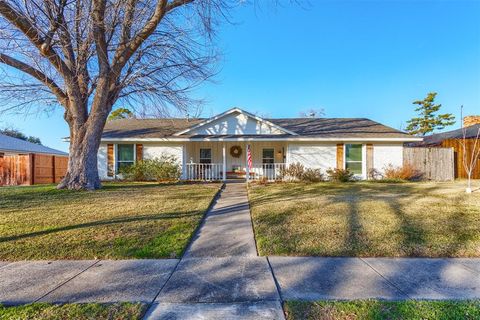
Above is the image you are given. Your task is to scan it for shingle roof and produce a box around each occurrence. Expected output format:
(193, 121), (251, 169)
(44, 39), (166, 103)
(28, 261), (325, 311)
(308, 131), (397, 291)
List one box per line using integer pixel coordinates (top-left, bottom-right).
(268, 118), (411, 138)
(102, 118), (204, 139)
(101, 117), (414, 140)
(410, 124), (480, 146)
(0, 133), (68, 156)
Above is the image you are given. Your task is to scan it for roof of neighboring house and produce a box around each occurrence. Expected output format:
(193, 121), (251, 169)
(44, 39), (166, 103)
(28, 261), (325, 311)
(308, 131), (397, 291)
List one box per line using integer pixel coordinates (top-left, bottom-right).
(102, 117), (414, 140)
(0, 133), (68, 156)
(410, 124), (480, 146)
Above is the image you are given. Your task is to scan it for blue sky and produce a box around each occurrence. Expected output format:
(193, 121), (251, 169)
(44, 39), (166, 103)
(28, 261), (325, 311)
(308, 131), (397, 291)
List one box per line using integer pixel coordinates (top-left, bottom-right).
(1, 0), (479, 151)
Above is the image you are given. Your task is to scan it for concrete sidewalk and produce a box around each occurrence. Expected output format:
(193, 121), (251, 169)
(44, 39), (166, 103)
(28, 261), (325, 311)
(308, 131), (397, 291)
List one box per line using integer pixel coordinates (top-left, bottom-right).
(1, 257), (478, 303)
(269, 257), (480, 301)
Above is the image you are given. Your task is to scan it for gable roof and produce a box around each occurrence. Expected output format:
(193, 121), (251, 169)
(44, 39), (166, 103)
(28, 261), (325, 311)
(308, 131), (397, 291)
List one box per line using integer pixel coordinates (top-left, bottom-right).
(0, 133), (68, 156)
(102, 115), (419, 141)
(173, 108), (298, 136)
(410, 124), (480, 146)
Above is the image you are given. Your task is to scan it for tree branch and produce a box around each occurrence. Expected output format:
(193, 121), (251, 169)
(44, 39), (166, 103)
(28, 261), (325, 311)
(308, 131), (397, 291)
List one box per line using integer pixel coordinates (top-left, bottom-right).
(0, 53), (68, 106)
(0, 0), (73, 78)
(111, 0), (170, 76)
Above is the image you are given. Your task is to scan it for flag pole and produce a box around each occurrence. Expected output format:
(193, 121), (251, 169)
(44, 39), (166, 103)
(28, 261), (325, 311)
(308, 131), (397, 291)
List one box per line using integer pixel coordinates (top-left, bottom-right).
(246, 143), (250, 182)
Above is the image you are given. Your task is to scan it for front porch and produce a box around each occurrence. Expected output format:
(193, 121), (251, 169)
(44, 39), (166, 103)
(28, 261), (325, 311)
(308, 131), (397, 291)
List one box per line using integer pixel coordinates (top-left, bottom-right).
(183, 141), (287, 181)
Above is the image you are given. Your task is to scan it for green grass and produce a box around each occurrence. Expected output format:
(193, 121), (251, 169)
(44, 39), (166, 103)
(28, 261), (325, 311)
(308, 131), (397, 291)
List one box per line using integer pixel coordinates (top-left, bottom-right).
(0, 302), (144, 320)
(284, 300), (480, 320)
(248, 181), (480, 257)
(0, 182), (220, 260)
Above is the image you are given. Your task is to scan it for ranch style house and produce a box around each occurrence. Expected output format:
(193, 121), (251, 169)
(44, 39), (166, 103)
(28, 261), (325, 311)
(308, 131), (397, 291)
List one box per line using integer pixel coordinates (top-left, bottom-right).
(98, 107), (422, 181)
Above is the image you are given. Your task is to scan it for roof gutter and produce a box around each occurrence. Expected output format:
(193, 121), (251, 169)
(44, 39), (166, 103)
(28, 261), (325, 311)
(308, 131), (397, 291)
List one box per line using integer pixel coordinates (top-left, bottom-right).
(99, 136), (423, 143)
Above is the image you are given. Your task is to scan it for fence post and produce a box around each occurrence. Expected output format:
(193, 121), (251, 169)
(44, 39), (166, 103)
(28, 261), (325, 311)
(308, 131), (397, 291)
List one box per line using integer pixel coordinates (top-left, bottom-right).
(52, 155), (56, 183)
(29, 153), (35, 185)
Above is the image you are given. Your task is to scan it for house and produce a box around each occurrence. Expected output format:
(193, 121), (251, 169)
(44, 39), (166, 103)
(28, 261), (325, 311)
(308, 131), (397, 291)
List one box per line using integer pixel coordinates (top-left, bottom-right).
(409, 116), (480, 179)
(98, 107), (422, 181)
(0, 133), (67, 157)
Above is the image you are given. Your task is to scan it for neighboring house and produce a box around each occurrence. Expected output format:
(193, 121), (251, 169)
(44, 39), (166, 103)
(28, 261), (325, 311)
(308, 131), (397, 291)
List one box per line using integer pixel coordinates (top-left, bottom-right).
(409, 116), (480, 179)
(0, 133), (67, 157)
(0, 133), (68, 186)
(98, 107), (422, 181)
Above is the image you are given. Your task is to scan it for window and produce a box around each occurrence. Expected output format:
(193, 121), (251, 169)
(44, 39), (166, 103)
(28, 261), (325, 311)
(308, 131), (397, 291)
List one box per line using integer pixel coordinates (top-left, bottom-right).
(345, 144), (363, 174)
(117, 144), (134, 173)
(199, 148), (212, 164)
(262, 148), (274, 165)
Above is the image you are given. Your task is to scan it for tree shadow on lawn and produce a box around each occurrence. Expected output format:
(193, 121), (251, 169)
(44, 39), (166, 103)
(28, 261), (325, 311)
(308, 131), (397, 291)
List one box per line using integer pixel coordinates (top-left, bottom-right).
(0, 211), (201, 244)
(253, 182), (477, 257)
(0, 182), (215, 212)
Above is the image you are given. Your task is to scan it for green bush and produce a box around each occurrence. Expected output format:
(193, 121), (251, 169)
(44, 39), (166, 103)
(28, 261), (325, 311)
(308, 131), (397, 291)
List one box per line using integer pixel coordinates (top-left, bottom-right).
(326, 168), (355, 182)
(119, 156), (181, 182)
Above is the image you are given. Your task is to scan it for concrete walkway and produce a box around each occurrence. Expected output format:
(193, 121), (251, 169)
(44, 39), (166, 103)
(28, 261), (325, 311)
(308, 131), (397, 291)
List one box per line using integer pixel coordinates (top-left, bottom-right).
(1, 182), (479, 320)
(145, 182), (283, 319)
(184, 182), (257, 257)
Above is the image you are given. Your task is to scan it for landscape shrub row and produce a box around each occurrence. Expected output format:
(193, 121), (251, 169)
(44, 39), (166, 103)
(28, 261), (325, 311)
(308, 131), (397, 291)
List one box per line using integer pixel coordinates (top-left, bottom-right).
(277, 162), (423, 183)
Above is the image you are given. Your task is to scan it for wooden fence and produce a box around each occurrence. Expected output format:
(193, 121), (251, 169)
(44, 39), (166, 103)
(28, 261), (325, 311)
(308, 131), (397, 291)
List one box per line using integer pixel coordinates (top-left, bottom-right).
(440, 139), (480, 179)
(0, 154), (68, 186)
(403, 147), (455, 181)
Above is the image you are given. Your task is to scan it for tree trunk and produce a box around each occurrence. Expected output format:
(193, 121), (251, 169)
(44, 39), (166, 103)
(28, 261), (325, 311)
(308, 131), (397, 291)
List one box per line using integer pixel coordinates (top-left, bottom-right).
(58, 131), (102, 190)
(58, 105), (110, 190)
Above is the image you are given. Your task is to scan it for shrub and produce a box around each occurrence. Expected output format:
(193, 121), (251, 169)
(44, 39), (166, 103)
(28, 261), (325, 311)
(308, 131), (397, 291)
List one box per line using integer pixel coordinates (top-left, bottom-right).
(120, 156), (181, 182)
(302, 168), (324, 182)
(326, 168), (355, 182)
(383, 163), (423, 181)
(280, 162), (305, 181)
(278, 163), (324, 183)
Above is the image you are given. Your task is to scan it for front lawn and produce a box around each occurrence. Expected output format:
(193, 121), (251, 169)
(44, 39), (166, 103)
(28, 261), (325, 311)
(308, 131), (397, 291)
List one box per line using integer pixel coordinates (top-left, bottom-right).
(0, 182), (220, 260)
(0, 302), (144, 320)
(249, 181), (480, 257)
(284, 300), (480, 320)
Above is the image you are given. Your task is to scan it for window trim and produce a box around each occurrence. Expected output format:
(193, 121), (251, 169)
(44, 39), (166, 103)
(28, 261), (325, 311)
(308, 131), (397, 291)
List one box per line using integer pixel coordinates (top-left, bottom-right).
(199, 148), (212, 164)
(115, 143), (136, 174)
(344, 143), (364, 176)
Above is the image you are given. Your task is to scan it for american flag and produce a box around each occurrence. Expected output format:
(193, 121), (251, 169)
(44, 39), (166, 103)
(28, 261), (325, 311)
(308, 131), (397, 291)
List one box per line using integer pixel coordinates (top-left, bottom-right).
(247, 144), (252, 169)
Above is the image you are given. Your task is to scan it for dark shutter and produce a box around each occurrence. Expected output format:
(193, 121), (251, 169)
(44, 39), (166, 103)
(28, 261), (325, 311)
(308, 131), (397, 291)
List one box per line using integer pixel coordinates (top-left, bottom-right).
(136, 144), (143, 162)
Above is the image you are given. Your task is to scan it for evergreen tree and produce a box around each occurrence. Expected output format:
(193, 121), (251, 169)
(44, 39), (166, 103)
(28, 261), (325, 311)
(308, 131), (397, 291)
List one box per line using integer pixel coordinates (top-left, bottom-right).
(406, 92), (455, 136)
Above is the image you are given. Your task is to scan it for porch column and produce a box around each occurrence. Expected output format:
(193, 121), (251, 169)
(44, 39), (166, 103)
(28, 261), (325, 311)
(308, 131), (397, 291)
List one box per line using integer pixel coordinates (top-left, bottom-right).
(222, 142), (226, 181)
(181, 143), (187, 180)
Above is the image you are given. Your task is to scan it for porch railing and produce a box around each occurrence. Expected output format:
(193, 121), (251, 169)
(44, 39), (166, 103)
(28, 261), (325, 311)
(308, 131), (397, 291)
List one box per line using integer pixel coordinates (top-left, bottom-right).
(185, 163), (223, 181)
(184, 163), (287, 181)
(250, 163), (286, 181)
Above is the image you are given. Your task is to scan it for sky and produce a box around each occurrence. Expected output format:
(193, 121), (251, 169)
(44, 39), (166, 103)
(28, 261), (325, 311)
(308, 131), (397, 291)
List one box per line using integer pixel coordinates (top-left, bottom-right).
(1, 0), (479, 152)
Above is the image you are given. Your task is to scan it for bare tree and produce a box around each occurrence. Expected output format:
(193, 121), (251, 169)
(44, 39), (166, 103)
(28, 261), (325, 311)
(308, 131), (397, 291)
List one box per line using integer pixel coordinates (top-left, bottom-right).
(299, 108), (324, 118)
(460, 107), (480, 193)
(0, 0), (240, 189)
